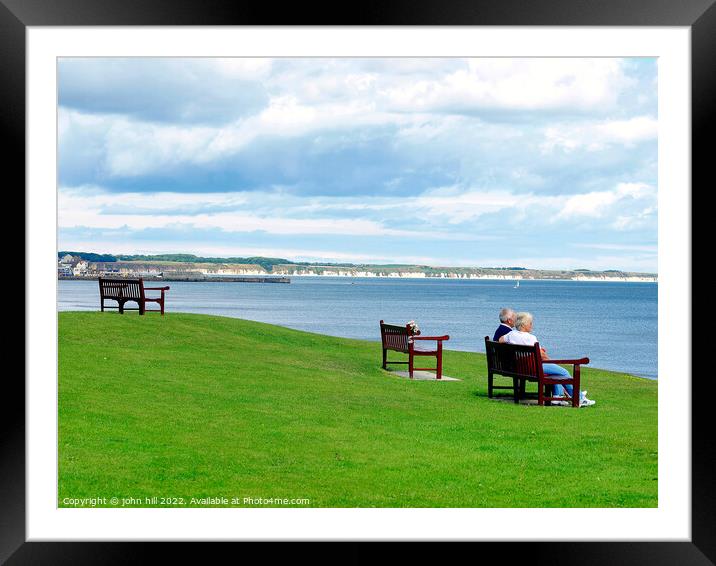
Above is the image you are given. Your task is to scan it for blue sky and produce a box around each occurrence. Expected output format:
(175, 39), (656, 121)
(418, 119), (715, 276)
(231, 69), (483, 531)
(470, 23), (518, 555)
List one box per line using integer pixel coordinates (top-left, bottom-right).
(58, 57), (657, 271)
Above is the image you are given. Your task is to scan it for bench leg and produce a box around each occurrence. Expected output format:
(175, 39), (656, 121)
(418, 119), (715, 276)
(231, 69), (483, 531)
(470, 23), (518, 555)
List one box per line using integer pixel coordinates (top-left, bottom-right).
(382, 348), (387, 369)
(139, 300), (145, 315)
(538, 381), (544, 406)
(488, 371), (493, 398)
(409, 353), (414, 379)
(572, 370), (581, 408)
(118, 300), (124, 314)
(436, 349), (442, 380)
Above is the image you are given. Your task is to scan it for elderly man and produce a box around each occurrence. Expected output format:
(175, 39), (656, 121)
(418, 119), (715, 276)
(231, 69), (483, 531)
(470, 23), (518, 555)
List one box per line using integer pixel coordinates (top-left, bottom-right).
(493, 307), (516, 342)
(502, 311), (595, 406)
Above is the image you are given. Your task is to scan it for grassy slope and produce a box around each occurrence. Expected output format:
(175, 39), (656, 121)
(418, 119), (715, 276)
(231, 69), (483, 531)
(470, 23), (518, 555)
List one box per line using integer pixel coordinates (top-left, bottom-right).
(58, 312), (657, 508)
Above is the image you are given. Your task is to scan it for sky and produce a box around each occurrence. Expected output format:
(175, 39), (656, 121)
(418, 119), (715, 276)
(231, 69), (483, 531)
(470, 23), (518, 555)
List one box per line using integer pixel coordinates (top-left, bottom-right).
(58, 57), (658, 272)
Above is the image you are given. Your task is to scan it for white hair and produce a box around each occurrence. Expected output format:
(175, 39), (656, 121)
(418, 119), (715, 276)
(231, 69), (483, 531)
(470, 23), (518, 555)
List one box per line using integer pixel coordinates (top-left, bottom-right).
(514, 312), (533, 331)
(499, 307), (515, 323)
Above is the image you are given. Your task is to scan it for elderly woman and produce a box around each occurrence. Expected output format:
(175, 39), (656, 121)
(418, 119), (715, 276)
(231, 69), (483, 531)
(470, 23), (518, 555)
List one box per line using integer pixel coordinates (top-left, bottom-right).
(500, 312), (594, 405)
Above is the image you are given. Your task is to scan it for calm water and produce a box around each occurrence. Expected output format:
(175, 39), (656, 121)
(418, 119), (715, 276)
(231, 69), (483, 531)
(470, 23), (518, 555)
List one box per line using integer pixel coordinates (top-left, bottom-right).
(58, 277), (658, 379)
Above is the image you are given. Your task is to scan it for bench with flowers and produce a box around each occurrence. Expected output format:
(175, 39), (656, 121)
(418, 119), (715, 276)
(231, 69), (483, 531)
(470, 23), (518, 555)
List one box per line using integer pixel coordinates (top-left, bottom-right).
(379, 320), (450, 379)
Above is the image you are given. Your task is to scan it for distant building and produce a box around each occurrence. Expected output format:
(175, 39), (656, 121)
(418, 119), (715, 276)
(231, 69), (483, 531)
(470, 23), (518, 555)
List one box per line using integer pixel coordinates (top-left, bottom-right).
(137, 266), (163, 276)
(59, 254), (75, 265)
(57, 265), (72, 277)
(72, 260), (89, 276)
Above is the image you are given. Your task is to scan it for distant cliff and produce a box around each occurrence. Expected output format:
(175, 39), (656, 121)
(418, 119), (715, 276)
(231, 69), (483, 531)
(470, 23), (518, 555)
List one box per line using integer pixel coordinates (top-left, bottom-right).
(269, 265), (656, 281)
(62, 253), (657, 282)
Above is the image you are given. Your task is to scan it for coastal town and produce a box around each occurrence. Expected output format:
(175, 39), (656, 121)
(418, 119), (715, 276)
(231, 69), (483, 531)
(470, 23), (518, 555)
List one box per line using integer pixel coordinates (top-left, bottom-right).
(57, 254), (291, 283)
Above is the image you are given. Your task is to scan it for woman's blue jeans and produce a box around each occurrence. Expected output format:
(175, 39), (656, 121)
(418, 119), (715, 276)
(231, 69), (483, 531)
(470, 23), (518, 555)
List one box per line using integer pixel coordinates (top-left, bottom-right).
(543, 363), (573, 397)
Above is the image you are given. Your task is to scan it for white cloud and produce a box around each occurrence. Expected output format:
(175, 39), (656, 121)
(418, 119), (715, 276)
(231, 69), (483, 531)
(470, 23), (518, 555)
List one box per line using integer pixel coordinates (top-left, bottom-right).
(104, 121), (217, 177)
(410, 187), (528, 224)
(59, 179), (657, 243)
(59, 185), (251, 215)
(60, 58), (647, 180)
(62, 97), (420, 178)
(212, 58), (273, 79)
(382, 58), (630, 113)
(541, 116), (657, 153)
(301, 186), (529, 224)
(60, 208), (419, 238)
(58, 187), (450, 238)
(612, 205), (658, 230)
(557, 182), (656, 220)
(572, 243), (657, 253)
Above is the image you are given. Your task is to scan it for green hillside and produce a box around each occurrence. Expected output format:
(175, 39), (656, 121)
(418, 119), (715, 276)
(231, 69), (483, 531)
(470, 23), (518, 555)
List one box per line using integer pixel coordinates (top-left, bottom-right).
(58, 312), (657, 508)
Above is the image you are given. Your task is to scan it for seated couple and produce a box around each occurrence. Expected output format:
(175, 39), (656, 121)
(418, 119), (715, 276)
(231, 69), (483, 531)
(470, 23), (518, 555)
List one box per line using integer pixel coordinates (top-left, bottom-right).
(493, 308), (595, 407)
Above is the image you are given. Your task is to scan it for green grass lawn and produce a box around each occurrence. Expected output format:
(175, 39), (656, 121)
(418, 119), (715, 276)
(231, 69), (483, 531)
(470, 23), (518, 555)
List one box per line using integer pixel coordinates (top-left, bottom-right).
(58, 311), (657, 508)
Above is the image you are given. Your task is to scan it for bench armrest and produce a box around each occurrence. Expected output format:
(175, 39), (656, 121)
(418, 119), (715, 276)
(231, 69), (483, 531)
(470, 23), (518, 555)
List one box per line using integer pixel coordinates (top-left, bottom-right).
(144, 286), (171, 291)
(545, 357), (589, 365)
(412, 335), (450, 341)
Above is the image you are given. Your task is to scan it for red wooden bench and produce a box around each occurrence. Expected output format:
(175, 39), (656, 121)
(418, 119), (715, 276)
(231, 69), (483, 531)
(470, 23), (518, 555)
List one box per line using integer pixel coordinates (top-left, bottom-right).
(98, 277), (170, 315)
(484, 336), (589, 407)
(380, 320), (450, 379)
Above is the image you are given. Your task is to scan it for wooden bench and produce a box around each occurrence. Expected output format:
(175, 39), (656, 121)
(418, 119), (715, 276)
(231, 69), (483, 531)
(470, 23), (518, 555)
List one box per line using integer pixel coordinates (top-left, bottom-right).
(98, 277), (170, 315)
(484, 336), (589, 407)
(380, 320), (450, 379)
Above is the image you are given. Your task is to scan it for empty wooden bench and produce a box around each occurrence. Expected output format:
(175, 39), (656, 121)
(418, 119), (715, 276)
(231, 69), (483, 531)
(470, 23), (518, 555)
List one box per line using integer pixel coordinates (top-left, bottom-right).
(484, 336), (588, 407)
(380, 320), (450, 379)
(98, 277), (170, 315)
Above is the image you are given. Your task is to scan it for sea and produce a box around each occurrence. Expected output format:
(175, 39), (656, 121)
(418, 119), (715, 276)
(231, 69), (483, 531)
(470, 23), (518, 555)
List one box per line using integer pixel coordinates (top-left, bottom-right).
(58, 277), (658, 379)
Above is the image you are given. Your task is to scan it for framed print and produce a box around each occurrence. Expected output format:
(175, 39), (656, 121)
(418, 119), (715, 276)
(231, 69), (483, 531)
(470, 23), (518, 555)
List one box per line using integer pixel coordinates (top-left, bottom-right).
(6, 0), (711, 563)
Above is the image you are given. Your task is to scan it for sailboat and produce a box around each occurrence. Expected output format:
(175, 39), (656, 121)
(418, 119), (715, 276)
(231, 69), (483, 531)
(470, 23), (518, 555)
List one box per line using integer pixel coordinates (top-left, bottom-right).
(514, 280), (520, 289)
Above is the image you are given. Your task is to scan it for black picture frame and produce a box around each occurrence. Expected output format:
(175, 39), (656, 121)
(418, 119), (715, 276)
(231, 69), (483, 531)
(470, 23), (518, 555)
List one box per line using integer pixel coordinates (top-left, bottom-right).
(6, 0), (708, 563)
